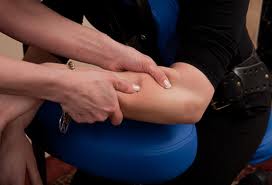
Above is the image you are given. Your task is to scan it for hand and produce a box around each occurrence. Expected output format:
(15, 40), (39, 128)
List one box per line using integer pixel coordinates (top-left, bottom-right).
(0, 112), (42, 185)
(104, 45), (172, 89)
(57, 69), (139, 125)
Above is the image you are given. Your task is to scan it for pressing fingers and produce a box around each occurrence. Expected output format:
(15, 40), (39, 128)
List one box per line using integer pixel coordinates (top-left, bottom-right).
(144, 63), (172, 89)
(112, 77), (140, 93)
(109, 103), (123, 126)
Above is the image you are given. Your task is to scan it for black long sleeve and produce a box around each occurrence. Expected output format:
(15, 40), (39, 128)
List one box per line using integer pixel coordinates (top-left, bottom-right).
(176, 0), (253, 88)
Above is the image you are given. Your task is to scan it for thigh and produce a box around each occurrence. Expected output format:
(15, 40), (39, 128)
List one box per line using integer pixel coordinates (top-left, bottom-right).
(170, 107), (271, 185)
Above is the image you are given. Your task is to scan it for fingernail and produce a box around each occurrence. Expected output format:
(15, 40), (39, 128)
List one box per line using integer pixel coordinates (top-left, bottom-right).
(164, 80), (172, 89)
(133, 84), (141, 92)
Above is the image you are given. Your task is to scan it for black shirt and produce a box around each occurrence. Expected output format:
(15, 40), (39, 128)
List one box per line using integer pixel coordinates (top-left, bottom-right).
(42, 0), (253, 88)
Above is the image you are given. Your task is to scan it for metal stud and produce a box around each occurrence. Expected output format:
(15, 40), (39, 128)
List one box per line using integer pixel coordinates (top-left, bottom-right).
(140, 34), (147, 41)
(265, 74), (269, 79)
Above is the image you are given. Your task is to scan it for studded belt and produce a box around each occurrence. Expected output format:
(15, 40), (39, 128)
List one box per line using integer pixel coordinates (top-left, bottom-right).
(210, 51), (272, 111)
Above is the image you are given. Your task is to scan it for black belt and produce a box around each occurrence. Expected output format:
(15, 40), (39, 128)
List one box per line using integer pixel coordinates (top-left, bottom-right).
(210, 52), (272, 111)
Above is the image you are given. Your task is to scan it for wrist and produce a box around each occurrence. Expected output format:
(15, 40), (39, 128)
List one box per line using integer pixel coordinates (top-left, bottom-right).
(39, 68), (71, 104)
(25, 63), (71, 103)
(81, 30), (128, 70)
(100, 34), (130, 70)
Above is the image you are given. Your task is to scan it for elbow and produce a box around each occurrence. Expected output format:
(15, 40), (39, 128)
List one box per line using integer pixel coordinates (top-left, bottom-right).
(189, 105), (206, 123)
(192, 98), (209, 123)
(178, 97), (210, 124)
(185, 107), (205, 124)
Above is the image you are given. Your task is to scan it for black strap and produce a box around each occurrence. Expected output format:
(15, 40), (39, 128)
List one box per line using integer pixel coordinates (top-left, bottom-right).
(211, 51), (272, 111)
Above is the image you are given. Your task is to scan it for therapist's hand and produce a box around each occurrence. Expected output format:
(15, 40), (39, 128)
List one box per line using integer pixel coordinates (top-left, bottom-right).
(102, 44), (172, 89)
(56, 69), (139, 125)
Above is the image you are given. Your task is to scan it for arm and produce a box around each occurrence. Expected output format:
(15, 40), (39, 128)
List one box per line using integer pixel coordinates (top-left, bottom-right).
(0, 55), (66, 101)
(116, 63), (214, 124)
(0, 0), (169, 88)
(0, 0), (119, 68)
(35, 61), (214, 124)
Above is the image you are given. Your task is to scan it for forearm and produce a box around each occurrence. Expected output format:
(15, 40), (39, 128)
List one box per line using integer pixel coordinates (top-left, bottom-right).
(0, 55), (65, 102)
(117, 63), (214, 124)
(0, 0), (129, 68)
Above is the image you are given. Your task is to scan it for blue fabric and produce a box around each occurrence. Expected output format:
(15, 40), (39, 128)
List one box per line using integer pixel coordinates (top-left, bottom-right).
(31, 102), (197, 184)
(250, 111), (272, 165)
(148, 0), (180, 66)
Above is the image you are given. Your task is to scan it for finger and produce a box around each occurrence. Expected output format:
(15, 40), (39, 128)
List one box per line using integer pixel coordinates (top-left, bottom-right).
(143, 63), (172, 89)
(14, 166), (27, 185)
(25, 171), (31, 185)
(112, 77), (140, 93)
(26, 155), (43, 185)
(109, 104), (123, 126)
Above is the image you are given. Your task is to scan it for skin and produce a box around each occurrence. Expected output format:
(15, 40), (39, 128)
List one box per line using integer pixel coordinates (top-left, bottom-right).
(0, 108), (42, 185)
(117, 63), (214, 124)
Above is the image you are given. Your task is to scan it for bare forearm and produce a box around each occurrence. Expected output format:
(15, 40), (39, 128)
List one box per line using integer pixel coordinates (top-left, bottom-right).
(0, 0), (128, 69)
(117, 63), (214, 124)
(117, 73), (197, 124)
(0, 55), (65, 101)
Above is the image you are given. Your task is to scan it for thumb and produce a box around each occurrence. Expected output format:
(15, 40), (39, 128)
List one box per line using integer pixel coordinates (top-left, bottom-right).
(109, 104), (123, 126)
(112, 77), (141, 93)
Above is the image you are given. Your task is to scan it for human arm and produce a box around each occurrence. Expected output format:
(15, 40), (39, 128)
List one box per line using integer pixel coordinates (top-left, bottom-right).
(33, 61), (214, 124)
(0, 0), (170, 88)
(116, 62), (214, 124)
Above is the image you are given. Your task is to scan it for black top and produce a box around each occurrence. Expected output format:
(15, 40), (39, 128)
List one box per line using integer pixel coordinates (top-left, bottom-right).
(42, 0), (253, 88)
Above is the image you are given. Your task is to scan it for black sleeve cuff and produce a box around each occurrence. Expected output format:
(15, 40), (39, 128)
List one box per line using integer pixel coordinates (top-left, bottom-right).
(176, 46), (227, 88)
